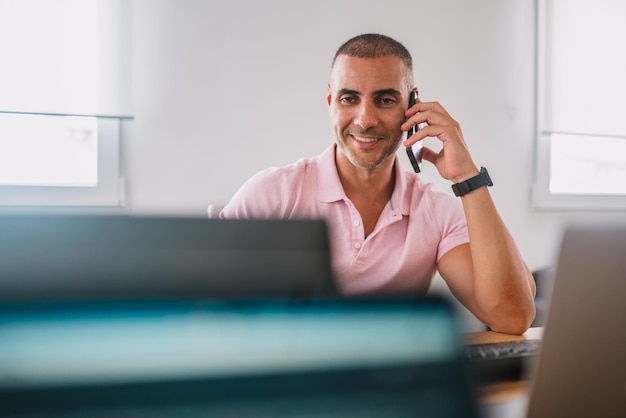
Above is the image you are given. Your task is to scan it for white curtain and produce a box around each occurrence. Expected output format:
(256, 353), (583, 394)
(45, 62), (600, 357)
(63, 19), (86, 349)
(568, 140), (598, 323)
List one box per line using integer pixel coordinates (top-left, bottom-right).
(543, 0), (626, 137)
(0, 0), (131, 117)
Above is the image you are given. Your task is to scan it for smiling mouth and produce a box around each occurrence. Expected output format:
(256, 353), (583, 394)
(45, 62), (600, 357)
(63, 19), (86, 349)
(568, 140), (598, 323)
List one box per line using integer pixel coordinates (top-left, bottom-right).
(351, 134), (382, 144)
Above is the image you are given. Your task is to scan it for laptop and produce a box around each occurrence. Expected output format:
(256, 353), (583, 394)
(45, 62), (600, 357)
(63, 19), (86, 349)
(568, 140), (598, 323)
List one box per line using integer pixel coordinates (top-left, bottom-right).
(0, 214), (337, 302)
(0, 296), (480, 417)
(490, 224), (626, 418)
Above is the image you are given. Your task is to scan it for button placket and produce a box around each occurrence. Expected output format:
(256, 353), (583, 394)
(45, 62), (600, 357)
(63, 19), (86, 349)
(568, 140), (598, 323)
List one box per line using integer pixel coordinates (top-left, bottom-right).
(345, 199), (364, 255)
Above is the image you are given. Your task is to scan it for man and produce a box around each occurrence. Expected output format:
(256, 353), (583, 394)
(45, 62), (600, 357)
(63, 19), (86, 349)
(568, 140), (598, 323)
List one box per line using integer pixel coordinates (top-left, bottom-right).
(220, 33), (535, 334)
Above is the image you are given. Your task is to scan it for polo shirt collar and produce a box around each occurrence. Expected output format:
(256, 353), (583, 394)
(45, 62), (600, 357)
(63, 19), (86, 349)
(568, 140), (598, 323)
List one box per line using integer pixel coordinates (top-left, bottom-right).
(317, 143), (410, 217)
(317, 144), (346, 203)
(391, 156), (411, 216)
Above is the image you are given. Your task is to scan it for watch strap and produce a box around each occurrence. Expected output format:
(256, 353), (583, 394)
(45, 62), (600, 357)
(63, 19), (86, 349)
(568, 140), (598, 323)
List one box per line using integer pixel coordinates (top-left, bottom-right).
(451, 167), (493, 197)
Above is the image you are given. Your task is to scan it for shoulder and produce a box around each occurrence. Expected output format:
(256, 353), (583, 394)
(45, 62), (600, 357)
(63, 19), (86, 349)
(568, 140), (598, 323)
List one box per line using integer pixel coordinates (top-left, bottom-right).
(399, 170), (467, 236)
(249, 155), (321, 188)
(399, 170), (460, 212)
(221, 154), (323, 219)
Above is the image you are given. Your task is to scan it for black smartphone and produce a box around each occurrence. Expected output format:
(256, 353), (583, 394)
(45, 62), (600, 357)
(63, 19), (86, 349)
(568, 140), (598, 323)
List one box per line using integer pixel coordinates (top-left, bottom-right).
(405, 91), (423, 173)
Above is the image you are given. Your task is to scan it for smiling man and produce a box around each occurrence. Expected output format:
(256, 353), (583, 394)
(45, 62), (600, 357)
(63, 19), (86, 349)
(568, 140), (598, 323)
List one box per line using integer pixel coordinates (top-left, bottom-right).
(220, 33), (536, 334)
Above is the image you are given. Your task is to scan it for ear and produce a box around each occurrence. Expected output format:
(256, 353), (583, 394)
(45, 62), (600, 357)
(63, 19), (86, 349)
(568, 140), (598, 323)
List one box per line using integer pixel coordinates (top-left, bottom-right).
(326, 84), (332, 107)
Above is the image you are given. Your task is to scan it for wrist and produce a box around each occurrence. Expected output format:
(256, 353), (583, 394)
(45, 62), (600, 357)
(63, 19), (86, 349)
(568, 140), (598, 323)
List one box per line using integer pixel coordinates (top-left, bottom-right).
(451, 167), (493, 197)
(451, 168), (480, 184)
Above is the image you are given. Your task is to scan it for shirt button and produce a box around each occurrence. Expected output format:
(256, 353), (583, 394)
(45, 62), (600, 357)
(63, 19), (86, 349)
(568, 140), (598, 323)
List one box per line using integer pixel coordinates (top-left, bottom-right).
(353, 219), (360, 227)
(354, 242), (362, 249)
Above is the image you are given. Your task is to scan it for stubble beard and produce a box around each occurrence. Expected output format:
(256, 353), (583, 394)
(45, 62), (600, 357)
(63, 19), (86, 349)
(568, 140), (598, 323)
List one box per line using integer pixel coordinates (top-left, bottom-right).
(336, 130), (402, 170)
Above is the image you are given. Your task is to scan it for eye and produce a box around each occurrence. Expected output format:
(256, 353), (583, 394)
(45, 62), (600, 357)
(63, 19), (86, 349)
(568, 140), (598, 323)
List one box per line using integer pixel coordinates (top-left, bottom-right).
(377, 97), (397, 106)
(339, 95), (358, 105)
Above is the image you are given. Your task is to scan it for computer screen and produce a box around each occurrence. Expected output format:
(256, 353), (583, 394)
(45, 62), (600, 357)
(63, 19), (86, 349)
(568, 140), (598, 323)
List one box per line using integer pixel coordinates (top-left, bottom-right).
(0, 214), (337, 302)
(0, 297), (478, 418)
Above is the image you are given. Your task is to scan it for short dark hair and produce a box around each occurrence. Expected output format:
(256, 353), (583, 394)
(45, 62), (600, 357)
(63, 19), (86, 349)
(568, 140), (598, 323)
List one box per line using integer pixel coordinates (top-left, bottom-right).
(331, 33), (414, 89)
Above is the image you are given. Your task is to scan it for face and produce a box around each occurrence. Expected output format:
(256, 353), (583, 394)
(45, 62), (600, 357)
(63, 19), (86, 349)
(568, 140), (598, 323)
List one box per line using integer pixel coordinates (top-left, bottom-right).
(327, 55), (410, 172)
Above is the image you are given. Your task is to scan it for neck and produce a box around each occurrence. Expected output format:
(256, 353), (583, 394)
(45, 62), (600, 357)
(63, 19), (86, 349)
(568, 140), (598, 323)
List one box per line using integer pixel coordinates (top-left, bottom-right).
(335, 152), (396, 203)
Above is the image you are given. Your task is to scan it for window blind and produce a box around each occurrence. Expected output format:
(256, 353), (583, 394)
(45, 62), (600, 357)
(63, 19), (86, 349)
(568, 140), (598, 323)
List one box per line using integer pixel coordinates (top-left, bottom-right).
(0, 0), (131, 118)
(543, 0), (626, 137)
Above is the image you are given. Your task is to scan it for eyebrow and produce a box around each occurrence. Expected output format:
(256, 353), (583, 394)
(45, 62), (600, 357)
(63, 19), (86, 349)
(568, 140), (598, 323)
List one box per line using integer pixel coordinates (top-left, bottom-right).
(374, 88), (403, 97)
(336, 88), (402, 97)
(337, 88), (360, 96)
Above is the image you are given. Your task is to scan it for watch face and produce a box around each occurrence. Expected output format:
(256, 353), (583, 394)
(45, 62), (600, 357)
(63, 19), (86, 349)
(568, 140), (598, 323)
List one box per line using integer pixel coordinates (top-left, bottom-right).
(479, 167), (493, 187)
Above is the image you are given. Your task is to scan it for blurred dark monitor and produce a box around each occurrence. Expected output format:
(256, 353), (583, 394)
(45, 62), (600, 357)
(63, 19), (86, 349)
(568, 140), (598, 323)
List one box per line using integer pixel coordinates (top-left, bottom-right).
(0, 296), (478, 418)
(0, 214), (337, 302)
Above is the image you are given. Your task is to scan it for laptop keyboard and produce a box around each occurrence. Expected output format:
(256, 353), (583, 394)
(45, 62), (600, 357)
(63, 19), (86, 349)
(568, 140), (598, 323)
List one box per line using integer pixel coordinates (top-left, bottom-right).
(463, 339), (541, 383)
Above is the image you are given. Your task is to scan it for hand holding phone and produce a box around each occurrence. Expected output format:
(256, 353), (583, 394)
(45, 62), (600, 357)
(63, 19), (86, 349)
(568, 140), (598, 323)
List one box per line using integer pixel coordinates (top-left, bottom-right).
(405, 91), (423, 173)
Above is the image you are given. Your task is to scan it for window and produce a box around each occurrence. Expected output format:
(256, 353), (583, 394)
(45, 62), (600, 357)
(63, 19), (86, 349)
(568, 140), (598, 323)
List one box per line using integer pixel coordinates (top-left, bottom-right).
(0, 114), (122, 206)
(533, 0), (626, 210)
(0, 0), (130, 207)
(1, 114), (98, 188)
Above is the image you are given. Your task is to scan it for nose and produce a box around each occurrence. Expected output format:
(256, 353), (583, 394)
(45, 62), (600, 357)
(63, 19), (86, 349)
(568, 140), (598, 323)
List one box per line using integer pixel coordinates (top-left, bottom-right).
(354, 102), (378, 130)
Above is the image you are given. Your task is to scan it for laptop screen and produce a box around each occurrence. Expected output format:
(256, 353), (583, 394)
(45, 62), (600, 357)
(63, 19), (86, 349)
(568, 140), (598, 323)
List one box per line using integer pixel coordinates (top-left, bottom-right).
(0, 297), (478, 417)
(0, 214), (337, 302)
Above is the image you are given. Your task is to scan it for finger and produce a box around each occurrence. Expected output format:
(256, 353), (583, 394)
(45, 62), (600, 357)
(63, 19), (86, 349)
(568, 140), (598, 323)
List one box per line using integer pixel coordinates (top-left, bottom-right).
(403, 124), (428, 146)
(403, 122), (445, 146)
(401, 112), (428, 132)
(402, 110), (459, 141)
(408, 101), (453, 120)
(405, 99), (422, 118)
(404, 102), (452, 123)
(420, 146), (439, 165)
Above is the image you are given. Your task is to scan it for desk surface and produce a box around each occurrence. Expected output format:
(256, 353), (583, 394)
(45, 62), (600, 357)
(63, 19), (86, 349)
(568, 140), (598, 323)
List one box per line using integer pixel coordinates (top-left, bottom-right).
(464, 327), (543, 345)
(465, 327), (543, 406)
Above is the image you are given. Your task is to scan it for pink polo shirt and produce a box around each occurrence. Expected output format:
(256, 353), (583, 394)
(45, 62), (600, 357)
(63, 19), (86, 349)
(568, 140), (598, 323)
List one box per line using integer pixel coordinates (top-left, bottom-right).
(220, 144), (469, 295)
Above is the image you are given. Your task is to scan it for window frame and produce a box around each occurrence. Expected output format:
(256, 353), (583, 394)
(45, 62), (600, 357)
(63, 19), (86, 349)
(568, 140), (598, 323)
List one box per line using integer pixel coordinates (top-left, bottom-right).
(532, 0), (626, 211)
(0, 116), (125, 208)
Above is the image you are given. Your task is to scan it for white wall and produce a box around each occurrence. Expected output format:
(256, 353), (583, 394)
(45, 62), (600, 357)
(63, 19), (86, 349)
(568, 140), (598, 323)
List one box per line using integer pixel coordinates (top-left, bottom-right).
(126, 0), (626, 276)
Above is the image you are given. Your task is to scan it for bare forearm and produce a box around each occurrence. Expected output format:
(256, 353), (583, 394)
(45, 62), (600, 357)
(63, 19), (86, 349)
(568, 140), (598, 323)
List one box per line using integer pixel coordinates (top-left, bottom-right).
(460, 187), (536, 334)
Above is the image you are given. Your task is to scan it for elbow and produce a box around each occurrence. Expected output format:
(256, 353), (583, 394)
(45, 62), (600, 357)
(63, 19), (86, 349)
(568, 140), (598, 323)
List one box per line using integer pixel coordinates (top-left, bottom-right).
(484, 268), (538, 335)
(486, 300), (536, 335)
(489, 318), (533, 336)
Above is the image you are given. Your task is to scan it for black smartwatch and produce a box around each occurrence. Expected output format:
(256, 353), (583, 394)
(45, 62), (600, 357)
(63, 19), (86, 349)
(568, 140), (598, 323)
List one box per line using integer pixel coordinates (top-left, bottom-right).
(451, 167), (493, 197)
